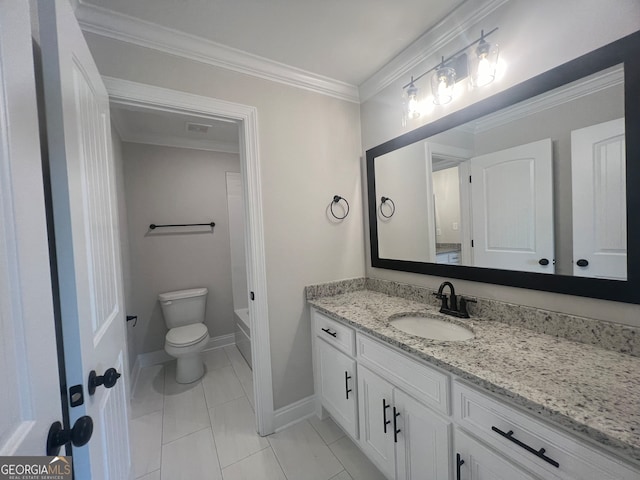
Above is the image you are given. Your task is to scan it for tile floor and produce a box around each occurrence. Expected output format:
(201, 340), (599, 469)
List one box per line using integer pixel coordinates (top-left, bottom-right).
(130, 345), (386, 480)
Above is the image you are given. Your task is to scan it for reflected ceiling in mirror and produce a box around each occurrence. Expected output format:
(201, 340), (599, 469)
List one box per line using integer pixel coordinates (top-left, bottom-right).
(366, 31), (640, 303)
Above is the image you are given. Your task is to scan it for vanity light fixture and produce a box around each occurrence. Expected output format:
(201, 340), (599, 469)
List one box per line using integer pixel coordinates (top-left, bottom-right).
(431, 59), (456, 105)
(469, 30), (500, 87)
(402, 27), (499, 116)
(405, 78), (421, 118)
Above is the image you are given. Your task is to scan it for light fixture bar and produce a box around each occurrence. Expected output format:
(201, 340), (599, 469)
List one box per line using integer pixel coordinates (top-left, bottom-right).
(402, 27), (499, 90)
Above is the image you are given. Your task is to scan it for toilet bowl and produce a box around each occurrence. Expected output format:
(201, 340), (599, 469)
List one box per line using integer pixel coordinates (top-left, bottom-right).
(159, 288), (210, 383)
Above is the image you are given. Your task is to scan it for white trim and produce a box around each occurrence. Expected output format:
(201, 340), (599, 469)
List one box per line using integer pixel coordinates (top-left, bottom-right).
(273, 395), (317, 432)
(358, 0), (509, 102)
(75, 2), (359, 103)
(132, 333), (237, 370)
(117, 131), (240, 154)
(106, 77), (275, 435)
(469, 65), (624, 134)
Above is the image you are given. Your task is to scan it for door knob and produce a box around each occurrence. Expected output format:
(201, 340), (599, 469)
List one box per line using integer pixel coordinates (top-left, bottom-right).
(538, 258), (549, 266)
(47, 416), (93, 456)
(88, 368), (121, 395)
(576, 258), (589, 267)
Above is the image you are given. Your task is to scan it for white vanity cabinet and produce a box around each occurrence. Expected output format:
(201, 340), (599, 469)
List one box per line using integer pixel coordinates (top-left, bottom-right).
(312, 310), (358, 439)
(310, 308), (640, 480)
(357, 335), (452, 480)
(455, 429), (539, 480)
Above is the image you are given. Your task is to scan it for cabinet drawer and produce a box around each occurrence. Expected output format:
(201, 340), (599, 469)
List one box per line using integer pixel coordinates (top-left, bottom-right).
(453, 381), (639, 480)
(313, 309), (355, 356)
(357, 333), (449, 416)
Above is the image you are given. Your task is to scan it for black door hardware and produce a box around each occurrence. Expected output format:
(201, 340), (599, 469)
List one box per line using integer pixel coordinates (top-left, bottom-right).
(393, 407), (401, 443)
(88, 368), (121, 395)
(321, 328), (337, 338)
(250, 291), (255, 301)
(456, 453), (465, 480)
(382, 399), (391, 433)
(69, 384), (84, 407)
(576, 259), (589, 267)
(344, 371), (352, 399)
(491, 426), (560, 468)
(126, 315), (138, 327)
(47, 416), (93, 456)
(538, 258), (550, 266)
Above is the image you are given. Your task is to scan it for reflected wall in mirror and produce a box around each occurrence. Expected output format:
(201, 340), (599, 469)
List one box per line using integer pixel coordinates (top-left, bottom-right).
(367, 31), (640, 303)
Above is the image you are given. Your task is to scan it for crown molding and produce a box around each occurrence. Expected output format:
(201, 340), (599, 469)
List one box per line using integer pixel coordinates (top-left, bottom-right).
(358, 0), (510, 102)
(110, 105), (239, 154)
(75, 1), (360, 103)
(469, 65), (623, 134)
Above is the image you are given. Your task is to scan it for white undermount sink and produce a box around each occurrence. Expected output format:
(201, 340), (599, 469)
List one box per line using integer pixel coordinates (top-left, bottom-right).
(389, 315), (474, 341)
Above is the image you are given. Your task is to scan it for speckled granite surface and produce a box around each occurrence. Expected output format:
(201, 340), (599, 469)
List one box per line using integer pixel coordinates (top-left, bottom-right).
(308, 290), (640, 465)
(361, 278), (639, 357)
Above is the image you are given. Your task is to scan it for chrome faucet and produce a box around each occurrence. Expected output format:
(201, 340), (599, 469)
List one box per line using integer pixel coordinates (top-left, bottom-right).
(433, 281), (476, 318)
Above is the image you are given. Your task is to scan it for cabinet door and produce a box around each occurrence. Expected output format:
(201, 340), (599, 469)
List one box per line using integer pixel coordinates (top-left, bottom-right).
(317, 338), (358, 438)
(358, 365), (396, 479)
(455, 429), (539, 480)
(394, 390), (451, 480)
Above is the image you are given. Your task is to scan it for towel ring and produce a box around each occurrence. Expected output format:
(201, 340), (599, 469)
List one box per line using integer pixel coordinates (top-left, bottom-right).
(330, 195), (350, 220)
(380, 196), (396, 218)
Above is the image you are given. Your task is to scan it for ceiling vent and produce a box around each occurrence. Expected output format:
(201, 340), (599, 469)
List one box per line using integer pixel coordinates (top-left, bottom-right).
(186, 122), (212, 133)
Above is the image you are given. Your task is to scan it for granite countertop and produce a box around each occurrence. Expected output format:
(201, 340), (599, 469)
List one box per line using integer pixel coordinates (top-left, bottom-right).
(308, 290), (640, 464)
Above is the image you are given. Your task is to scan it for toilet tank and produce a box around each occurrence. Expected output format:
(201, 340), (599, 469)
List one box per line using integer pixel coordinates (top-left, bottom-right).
(159, 288), (208, 329)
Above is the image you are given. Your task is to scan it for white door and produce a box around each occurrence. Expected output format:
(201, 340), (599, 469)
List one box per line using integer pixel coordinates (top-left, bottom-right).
(317, 340), (358, 439)
(471, 139), (554, 273)
(571, 118), (626, 279)
(0, 0), (63, 455)
(38, 1), (131, 478)
(455, 429), (538, 480)
(394, 390), (450, 480)
(357, 365), (396, 480)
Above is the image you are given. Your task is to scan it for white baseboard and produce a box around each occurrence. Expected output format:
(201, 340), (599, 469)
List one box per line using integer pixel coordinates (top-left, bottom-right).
(133, 333), (236, 371)
(273, 395), (317, 432)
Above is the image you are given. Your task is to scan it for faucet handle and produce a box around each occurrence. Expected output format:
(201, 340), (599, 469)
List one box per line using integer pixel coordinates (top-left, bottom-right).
(432, 292), (449, 310)
(458, 297), (477, 318)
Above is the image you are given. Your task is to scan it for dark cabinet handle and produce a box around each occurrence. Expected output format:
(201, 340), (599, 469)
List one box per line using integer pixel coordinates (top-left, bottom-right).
(344, 371), (352, 399)
(393, 407), (401, 443)
(491, 426), (559, 468)
(456, 453), (465, 480)
(321, 327), (337, 338)
(538, 258), (550, 266)
(383, 399), (391, 433)
(88, 368), (121, 395)
(576, 259), (589, 267)
(47, 416), (93, 456)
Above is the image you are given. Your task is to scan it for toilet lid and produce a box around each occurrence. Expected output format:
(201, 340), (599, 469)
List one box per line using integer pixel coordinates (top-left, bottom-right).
(166, 324), (208, 347)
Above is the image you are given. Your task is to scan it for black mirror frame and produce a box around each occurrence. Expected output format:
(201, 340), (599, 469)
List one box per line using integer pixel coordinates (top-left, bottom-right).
(367, 30), (640, 304)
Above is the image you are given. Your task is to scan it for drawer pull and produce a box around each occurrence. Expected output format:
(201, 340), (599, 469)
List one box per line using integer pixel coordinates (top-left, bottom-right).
(393, 407), (401, 443)
(344, 371), (352, 399)
(382, 399), (391, 433)
(491, 426), (560, 468)
(456, 453), (465, 480)
(321, 327), (337, 338)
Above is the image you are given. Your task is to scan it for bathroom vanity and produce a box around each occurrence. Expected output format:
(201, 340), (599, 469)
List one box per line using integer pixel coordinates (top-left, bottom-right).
(308, 283), (640, 480)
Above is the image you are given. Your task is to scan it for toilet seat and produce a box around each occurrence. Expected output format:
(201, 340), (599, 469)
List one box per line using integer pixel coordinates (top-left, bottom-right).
(166, 323), (208, 347)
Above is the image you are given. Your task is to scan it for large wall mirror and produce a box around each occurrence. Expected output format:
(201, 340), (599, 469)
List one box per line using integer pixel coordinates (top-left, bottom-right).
(367, 31), (640, 304)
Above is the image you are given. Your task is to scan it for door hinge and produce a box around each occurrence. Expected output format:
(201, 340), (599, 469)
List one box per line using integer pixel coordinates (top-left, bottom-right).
(469, 175), (472, 183)
(471, 239), (474, 248)
(250, 291), (255, 301)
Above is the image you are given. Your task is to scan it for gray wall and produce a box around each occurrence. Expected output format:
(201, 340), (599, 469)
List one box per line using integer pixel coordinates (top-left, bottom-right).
(85, 34), (365, 409)
(121, 143), (240, 360)
(361, 0), (640, 326)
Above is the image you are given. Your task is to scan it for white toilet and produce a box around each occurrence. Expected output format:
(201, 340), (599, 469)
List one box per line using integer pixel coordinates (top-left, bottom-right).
(159, 288), (210, 383)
